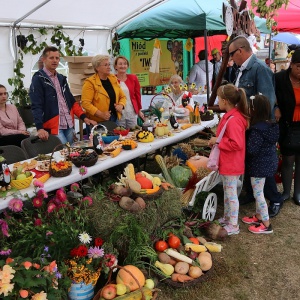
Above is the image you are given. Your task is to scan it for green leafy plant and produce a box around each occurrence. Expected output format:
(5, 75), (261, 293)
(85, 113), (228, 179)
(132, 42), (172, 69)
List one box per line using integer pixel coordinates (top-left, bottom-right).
(0, 252), (71, 299)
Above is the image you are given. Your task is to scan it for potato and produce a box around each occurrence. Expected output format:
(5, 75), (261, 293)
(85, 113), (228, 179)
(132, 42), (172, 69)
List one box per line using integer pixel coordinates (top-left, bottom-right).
(112, 184), (132, 196)
(158, 252), (171, 264)
(135, 197), (146, 209)
(174, 262), (189, 275)
(119, 196), (141, 212)
(196, 236), (207, 245)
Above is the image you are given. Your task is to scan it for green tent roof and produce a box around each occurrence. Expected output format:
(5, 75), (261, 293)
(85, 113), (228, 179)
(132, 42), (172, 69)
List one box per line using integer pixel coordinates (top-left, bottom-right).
(117, 0), (227, 39)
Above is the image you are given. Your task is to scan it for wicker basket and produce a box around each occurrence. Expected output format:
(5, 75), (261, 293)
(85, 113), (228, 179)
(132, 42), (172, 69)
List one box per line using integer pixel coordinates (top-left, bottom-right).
(132, 186), (164, 201)
(10, 174), (33, 190)
(49, 144), (72, 177)
(71, 150), (98, 168)
(156, 265), (213, 288)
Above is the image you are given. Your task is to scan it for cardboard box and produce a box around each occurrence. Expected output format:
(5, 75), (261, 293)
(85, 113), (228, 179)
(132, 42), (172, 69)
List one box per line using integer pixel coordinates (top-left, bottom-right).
(68, 62), (91, 70)
(68, 73), (87, 85)
(64, 56), (93, 63)
(70, 88), (83, 95)
(69, 83), (84, 90)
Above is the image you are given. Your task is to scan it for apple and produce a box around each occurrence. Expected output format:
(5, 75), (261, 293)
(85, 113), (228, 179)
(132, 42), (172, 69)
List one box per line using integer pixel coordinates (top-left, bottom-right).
(16, 174), (27, 180)
(144, 278), (155, 289)
(101, 284), (117, 300)
(116, 283), (127, 296)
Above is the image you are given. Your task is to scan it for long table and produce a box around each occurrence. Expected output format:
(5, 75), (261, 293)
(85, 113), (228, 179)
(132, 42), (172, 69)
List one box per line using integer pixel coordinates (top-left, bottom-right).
(0, 116), (218, 210)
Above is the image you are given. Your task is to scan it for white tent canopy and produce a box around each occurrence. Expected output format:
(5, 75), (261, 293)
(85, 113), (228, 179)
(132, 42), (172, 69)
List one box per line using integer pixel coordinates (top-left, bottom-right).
(0, 0), (165, 28)
(0, 0), (166, 91)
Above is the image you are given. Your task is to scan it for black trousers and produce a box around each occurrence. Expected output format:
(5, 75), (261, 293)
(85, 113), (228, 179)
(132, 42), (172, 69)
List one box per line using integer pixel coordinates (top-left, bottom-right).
(0, 134), (28, 147)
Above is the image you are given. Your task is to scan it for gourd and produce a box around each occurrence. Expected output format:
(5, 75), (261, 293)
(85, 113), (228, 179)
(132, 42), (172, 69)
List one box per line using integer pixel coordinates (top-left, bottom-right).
(136, 130), (154, 143)
(113, 287), (152, 300)
(116, 265), (145, 292)
(204, 242), (222, 252)
(154, 261), (174, 276)
(122, 140), (137, 150)
(135, 175), (153, 189)
(186, 156), (210, 173)
(110, 147), (122, 157)
(152, 177), (162, 187)
(181, 123), (192, 130)
(185, 243), (207, 253)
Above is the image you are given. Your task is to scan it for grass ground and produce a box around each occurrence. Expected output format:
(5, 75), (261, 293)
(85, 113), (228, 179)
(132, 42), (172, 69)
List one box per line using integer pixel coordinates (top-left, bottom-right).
(155, 182), (300, 300)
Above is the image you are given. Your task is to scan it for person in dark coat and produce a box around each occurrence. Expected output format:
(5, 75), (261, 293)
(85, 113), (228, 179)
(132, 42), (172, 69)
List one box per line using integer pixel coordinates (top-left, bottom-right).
(242, 94), (279, 234)
(274, 49), (300, 205)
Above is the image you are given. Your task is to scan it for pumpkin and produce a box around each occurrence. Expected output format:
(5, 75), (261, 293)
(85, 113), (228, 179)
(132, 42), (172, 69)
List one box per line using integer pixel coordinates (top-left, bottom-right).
(116, 265), (145, 291)
(198, 252), (212, 271)
(136, 130), (154, 143)
(186, 155), (211, 173)
(135, 175), (153, 189)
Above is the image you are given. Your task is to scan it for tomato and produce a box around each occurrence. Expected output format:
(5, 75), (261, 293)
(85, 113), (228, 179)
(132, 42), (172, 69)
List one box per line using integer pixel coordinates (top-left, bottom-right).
(189, 237), (200, 245)
(168, 235), (181, 249)
(155, 240), (168, 252)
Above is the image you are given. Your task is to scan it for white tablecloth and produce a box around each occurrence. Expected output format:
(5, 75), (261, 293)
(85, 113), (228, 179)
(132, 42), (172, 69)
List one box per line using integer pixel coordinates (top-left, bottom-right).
(0, 116), (218, 210)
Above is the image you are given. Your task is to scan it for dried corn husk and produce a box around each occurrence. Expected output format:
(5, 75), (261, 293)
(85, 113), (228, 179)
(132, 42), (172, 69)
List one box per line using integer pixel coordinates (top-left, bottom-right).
(189, 138), (209, 148)
(163, 154), (181, 170)
(195, 167), (211, 181)
(180, 188), (195, 206)
(178, 143), (195, 158)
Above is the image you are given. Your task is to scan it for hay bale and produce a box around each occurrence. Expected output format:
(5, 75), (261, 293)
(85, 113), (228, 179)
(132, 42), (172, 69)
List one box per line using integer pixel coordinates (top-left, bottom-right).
(86, 188), (183, 241)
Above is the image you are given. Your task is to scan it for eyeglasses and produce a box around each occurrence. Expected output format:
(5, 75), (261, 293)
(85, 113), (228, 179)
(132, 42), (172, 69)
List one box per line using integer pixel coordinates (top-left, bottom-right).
(229, 46), (245, 57)
(100, 63), (111, 67)
(0, 92), (8, 96)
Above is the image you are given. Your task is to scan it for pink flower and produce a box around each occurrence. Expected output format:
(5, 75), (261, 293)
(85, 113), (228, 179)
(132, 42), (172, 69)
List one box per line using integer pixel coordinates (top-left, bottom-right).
(82, 196), (93, 206)
(70, 152), (80, 157)
(70, 183), (80, 192)
(88, 246), (104, 259)
(8, 198), (23, 212)
(79, 166), (88, 176)
(0, 249), (12, 256)
(32, 197), (43, 208)
(104, 253), (117, 268)
(33, 180), (44, 188)
(0, 220), (9, 237)
(36, 189), (48, 199)
(47, 202), (56, 213)
(34, 218), (42, 226)
(56, 189), (67, 202)
(46, 231), (53, 236)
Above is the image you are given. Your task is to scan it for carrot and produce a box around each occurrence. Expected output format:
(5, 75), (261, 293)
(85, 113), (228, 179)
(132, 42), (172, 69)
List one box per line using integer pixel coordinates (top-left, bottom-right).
(171, 273), (180, 282)
(161, 182), (174, 190)
(139, 185), (160, 194)
(177, 274), (194, 283)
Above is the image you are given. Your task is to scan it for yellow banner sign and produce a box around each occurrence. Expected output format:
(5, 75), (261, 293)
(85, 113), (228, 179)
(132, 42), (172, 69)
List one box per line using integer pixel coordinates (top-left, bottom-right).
(130, 39), (183, 87)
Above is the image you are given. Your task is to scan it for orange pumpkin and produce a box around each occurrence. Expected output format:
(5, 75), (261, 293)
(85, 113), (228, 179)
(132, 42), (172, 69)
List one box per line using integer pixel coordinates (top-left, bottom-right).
(116, 265), (145, 291)
(135, 176), (153, 189)
(186, 156), (211, 173)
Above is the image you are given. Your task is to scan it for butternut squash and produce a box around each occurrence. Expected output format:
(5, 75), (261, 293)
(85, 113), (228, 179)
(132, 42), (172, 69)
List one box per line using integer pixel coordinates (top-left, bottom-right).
(181, 123), (192, 130)
(110, 147), (122, 157)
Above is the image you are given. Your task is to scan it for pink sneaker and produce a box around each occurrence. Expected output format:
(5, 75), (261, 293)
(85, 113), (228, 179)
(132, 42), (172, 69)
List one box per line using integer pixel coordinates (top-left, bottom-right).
(242, 215), (261, 225)
(248, 223), (273, 234)
(224, 224), (240, 236)
(217, 217), (229, 227)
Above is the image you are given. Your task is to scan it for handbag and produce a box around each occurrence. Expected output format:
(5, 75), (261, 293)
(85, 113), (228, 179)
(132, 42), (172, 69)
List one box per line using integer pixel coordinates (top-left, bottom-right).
(207, 117), (233, 171)
(282, 124), (300, 151)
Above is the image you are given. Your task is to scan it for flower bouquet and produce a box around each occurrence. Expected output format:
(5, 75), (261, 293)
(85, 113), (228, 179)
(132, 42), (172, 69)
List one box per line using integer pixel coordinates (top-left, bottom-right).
(65, 232), (117, 286)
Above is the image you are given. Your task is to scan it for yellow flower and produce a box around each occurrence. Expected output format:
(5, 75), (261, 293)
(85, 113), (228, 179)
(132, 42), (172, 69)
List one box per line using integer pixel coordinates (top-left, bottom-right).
(31, 291), (48, 300)
(0, 282), (15, 297)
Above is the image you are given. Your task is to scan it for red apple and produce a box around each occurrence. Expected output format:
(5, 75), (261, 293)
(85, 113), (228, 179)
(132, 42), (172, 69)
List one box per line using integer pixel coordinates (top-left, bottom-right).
(100, 284), (117, 300)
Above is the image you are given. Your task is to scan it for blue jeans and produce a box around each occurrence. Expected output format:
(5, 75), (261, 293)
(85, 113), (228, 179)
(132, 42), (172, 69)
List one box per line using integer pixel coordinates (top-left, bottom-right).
(55, 128), (74, 144)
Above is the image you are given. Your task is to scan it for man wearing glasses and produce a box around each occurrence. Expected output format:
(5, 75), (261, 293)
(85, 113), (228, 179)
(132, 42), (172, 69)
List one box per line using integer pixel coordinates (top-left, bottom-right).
(228, 36), (283, 217)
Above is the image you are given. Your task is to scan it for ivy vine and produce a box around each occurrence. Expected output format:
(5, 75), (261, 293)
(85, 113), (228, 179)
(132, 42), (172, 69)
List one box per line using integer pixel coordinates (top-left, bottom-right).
(8, 26), (83, 107)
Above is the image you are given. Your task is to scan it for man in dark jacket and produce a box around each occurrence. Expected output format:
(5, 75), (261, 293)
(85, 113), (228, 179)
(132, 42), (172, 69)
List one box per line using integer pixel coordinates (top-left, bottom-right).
(29, 46), (96, 144)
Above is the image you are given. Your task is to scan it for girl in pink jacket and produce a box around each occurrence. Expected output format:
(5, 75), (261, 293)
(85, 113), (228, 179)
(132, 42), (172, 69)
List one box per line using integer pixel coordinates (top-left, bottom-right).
(209, 84), (249, 235)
